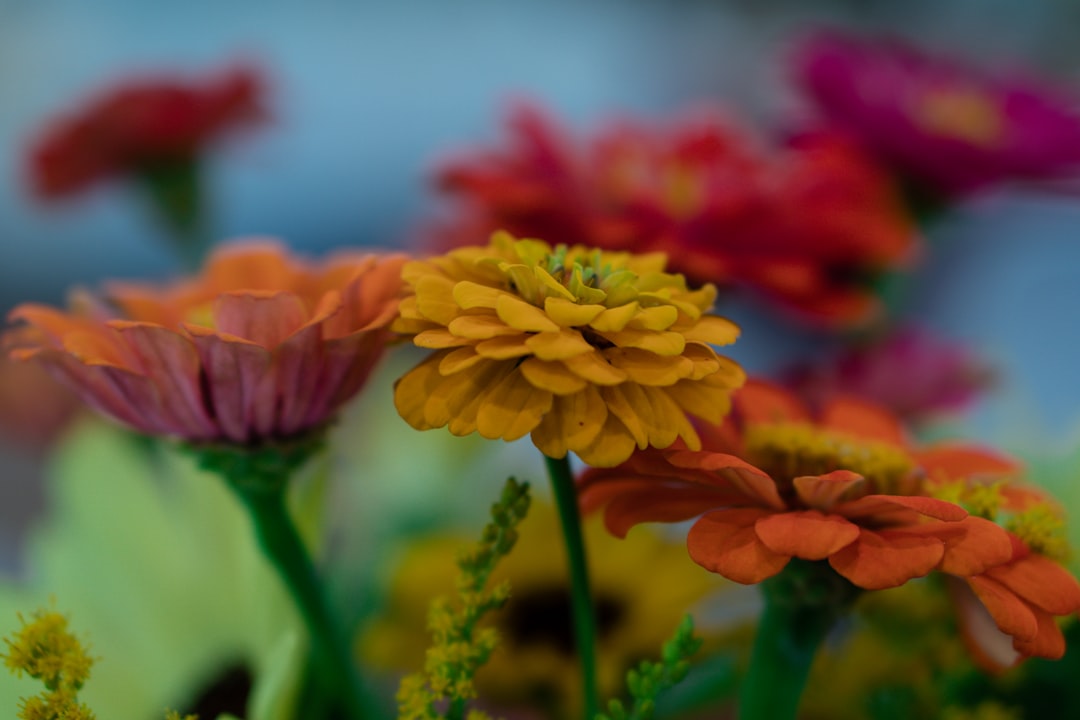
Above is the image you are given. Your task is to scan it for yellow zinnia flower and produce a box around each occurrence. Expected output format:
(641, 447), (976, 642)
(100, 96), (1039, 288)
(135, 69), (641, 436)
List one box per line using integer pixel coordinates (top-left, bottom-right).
(393, 232), (744, 467)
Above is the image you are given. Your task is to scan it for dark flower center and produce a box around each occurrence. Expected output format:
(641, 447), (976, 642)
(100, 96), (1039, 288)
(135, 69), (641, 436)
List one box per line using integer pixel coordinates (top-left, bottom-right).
(179, 662), (253, 718)
(502, 584), (625, 655)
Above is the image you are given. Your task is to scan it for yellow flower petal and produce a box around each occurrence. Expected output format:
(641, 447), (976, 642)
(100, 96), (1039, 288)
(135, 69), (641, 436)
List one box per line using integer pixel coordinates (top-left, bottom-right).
(665, 379), (734, 425)
(679, 315), (740, 347)
(415, 275), (459, 324)
(519, 357), (589, 395)
(575, 413), (639, 467)
(447, 314), (521, 340)
(414, 329), (473, 349)
(562, 351), (628, 386)
(438, 346), (485, 375)
(475, 336), (533, 359)
(453, 281), (503, 310)
(425, 359), (512, 432)
(525, 329), (594, 361)
(393, 355), (442, 430)
(504, 264), (543, 305)
(605, 348), (693, 386)
(589, 302), (640, 332)
(681, 343), (721, 380)
(599, 329), (686, 356)
(476, 369), (554, 441)
(543, 297), (605, 327)
(600, 384), (650, 449)
(535, 267), (577, 302)
(496, 295), (560, 332)
(530, 385), (607, 458)
(626, 305), (678, 331)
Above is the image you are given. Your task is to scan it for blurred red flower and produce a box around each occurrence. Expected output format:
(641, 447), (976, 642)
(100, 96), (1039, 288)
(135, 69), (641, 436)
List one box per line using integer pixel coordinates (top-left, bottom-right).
(794, 31), (1080, 199)
(28, 65), (265, 198)
(435, 104), (918, 328)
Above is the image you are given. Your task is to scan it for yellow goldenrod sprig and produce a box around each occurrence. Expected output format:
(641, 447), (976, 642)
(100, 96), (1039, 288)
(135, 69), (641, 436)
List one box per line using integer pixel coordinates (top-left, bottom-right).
(397, 477), (532, 720)
(598, 614), (703, 720)
(164, 712), (198, 720)
(2, 606), (96, 720)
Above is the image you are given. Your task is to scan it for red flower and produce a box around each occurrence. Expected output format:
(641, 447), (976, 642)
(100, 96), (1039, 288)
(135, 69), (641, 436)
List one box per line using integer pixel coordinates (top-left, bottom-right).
(579, 380), (1011, 590)
(6, 241), (406, 444)
(794, 31), (1080, 199)
(435, 104), (918, 327)
(28, 65), (264, 198)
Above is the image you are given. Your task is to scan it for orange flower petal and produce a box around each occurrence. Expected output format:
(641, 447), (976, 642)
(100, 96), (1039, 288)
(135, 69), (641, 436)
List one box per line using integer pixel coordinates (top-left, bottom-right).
(665, 450), (785, 509)
(967, 575), (1039, 642)
(936, 516), (1014, 577)
(838, 494), (967, 522)
(793, 470), (866, 510)
(917, 442), (1021, 480)
(949, 577), (1021, 673)
(1013, 606), (1067, 660)
(735, 379), (808, 425)
(754, 510), (861, 560)
(211, 291), (308, 348)
(602, 484), (734, 538)
(820, 397), (906, 445)
(985, 554), (1080, 615)
(687, 508), (790, 584)
(829, 528), (945, 589)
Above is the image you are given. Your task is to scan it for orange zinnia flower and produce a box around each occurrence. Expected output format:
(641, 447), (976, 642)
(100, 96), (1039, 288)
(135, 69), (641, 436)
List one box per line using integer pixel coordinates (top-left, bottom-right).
(435, 104), (918, 327)
(6, 240), (406, 444)
(579, 380), (1012, 590)
(922, 448), (1080, 666)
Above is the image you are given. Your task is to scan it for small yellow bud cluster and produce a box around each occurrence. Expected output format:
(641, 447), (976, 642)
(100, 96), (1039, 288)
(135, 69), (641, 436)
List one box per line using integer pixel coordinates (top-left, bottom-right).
(396, 478), (531, 720)
(2, 607), (96, 720)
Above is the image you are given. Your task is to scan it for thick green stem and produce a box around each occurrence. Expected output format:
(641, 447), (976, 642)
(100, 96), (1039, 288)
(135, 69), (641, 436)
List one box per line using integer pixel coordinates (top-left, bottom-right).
(227, 478), (366, 719)
(739, 560), (860, 720)
(544, 454), (598, 720)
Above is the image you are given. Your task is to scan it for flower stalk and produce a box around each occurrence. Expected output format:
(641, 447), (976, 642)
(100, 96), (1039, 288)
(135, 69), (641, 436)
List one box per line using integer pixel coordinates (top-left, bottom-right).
(195, 439), (367, 719)
(739, 560), (860, 720)
(545, 453), (599, 720)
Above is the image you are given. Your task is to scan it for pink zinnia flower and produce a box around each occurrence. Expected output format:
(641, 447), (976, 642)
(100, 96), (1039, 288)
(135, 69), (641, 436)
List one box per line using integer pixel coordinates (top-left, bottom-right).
(5, 241), (407, 444)
(784, 326), (993, 424)
(794, 31), (1080, 199)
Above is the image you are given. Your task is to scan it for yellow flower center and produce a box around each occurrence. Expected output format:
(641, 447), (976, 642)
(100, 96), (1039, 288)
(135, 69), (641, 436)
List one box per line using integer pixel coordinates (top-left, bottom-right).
(930, 479), (1005, 519)
(744, 422), (918, 498)
(929, 480), (1069, 561)
(1005, 503), (1069, 562)
(910, 86), (1004, 148)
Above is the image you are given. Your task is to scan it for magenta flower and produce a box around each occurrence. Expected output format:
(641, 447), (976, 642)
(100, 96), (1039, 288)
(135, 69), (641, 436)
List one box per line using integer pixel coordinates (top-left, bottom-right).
(783, 325), (993, 425)
(794, 31), (1080, 199)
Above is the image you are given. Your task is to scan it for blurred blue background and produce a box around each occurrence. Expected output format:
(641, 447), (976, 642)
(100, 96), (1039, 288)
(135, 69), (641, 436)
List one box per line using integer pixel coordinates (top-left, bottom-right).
(2, 0), (1080, 565)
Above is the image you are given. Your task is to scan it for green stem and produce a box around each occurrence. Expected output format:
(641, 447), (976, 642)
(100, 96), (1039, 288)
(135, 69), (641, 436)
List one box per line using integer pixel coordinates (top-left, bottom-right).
(544, 454), (599, 720)
(739, 560), (859, 720)
(138, 158), (213, 271)
(228, 479), (367, 719)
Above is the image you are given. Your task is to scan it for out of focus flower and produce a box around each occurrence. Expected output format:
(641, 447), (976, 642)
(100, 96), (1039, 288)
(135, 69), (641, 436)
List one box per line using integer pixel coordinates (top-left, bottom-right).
(392, 231), (744, 467)
(784, 325), (993, 425)
(435, 105), (918, 327)
(925, 452), (1080, 668)
(794, 31), (1080, 199)
(580, 380), (1009, 590)
(6, 240), (406, 445)
(28, 65), (263, 199)
(0, 418), (305, 720)
(0, 355), (82, 451)
(361, 500), (722, 717)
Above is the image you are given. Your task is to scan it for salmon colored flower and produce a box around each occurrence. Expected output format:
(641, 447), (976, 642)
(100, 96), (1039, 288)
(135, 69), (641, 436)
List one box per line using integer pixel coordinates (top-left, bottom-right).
(924, 450), (1080, 667)
(794, 31), (1080, 199)
(435, 104), (918, 327)
(5, 240), (406, 444)
(392, 231), (744, 467)
(0, 354), (82, 450)
(579, 380), (1013, 590)
(28, 65), (264, 199)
